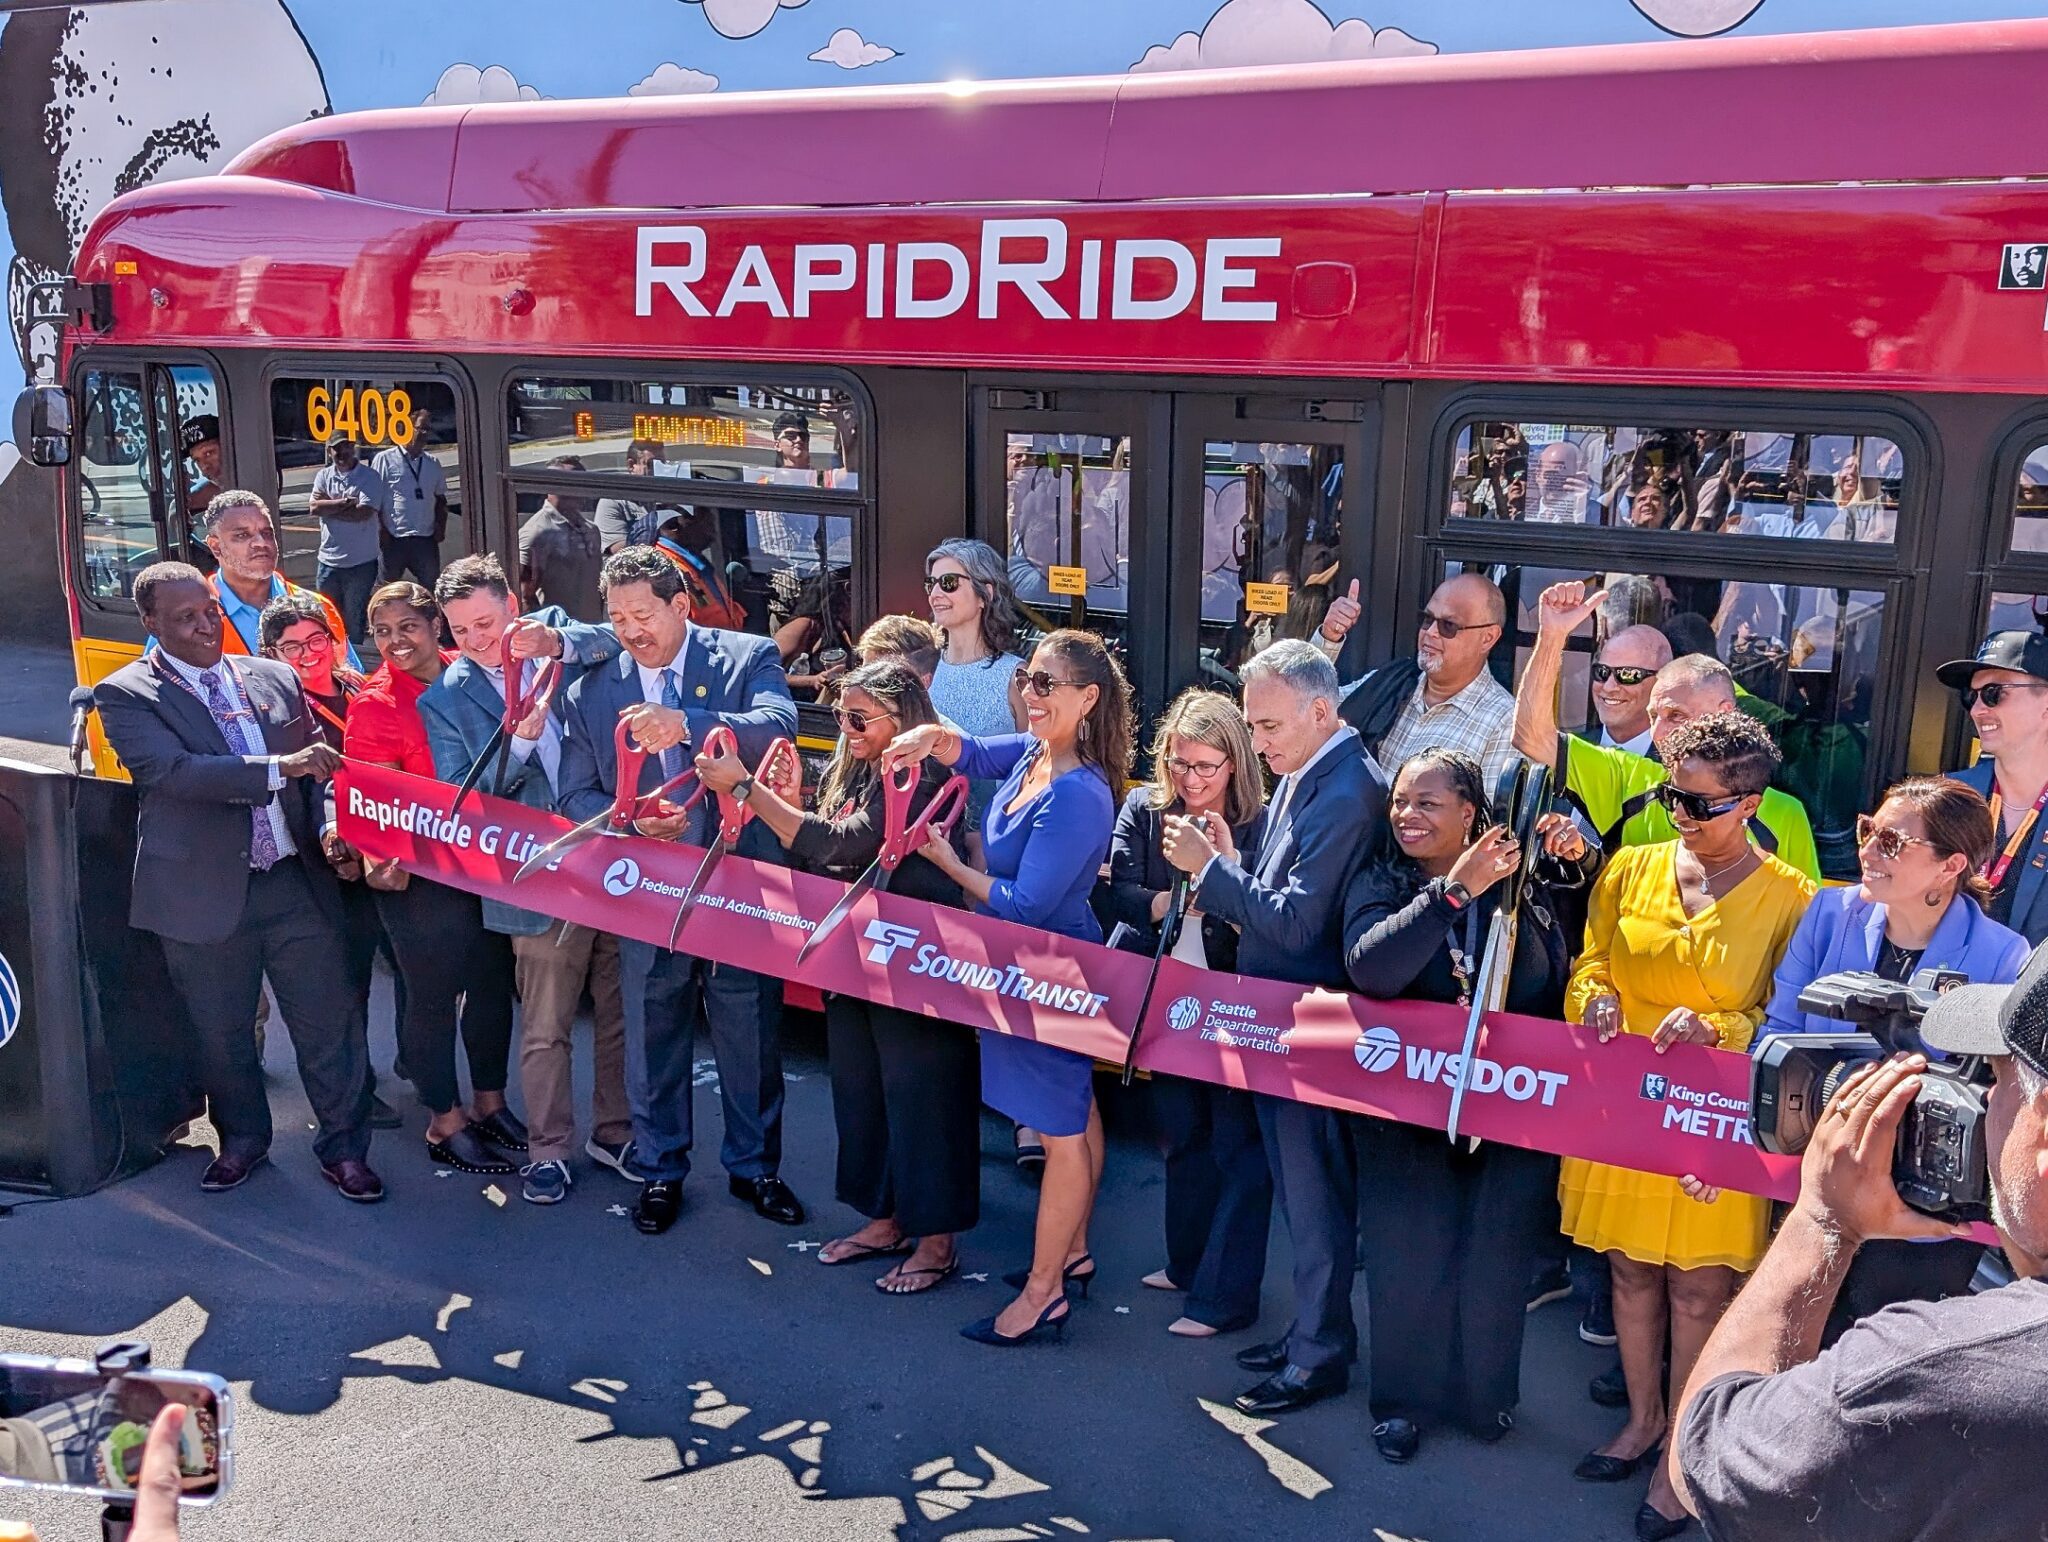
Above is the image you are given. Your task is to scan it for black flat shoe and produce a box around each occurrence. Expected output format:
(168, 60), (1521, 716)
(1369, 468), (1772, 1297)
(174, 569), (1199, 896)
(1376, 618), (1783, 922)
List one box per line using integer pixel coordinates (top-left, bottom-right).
(961, 1296), (1069, 1346)
(1575, 1443), (1663, 1484)
(1000, 1254), (1095, 1299)
(1469, 1410), (1516, 1445)
(1235, 1337), (1289, 1373)
(1232, 1363), (1348, 1416)
(1589, 1362), (1630, 1409)
(1372, 1418), (1420, 1464)
(1635, 1503), (1692, 1541)
(634, 1179), (683, 1235)
(473, 1108), (529, 1152)
(427, 1125), (516, 1175)
(728, 1173), (805, 1225)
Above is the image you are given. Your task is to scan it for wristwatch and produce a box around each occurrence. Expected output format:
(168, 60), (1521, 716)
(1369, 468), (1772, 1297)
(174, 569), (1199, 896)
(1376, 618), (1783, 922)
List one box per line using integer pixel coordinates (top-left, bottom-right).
(733, 775), (757, 803)
(1440, 878), (1473, 911)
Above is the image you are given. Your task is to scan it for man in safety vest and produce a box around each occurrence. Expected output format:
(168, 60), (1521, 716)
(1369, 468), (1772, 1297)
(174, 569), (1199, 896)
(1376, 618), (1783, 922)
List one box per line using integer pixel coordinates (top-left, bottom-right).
(154, 491), (360, 669)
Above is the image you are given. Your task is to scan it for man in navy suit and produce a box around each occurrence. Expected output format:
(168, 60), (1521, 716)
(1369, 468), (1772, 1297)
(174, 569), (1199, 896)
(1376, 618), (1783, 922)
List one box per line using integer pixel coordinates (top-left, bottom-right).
(1164, 639), (1387, 1420)
(94, 562), (383, 1202)
(555, 546), (802, 1235)
(420, 553), (633, 1208)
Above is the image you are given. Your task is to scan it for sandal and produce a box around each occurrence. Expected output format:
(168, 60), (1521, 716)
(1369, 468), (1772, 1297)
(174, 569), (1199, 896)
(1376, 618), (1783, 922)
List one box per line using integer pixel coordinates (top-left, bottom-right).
(877, 1258), (959, 1295)
(818, 1235), (915, 1267)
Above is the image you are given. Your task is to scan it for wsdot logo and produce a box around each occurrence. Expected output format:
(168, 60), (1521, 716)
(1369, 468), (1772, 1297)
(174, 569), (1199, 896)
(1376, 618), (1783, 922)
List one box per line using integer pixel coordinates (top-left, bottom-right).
(0, 948), (17, 1050)
(1353, 1025), (1402, 1074)
(863, 920), (920, 965)
(602, 857), (642, 897)
(1166, 996), (1202, 1033)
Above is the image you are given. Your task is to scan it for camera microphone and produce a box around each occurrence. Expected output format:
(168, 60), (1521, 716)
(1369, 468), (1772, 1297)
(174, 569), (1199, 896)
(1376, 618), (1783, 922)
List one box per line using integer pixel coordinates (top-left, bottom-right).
(67, 685), (96, 773)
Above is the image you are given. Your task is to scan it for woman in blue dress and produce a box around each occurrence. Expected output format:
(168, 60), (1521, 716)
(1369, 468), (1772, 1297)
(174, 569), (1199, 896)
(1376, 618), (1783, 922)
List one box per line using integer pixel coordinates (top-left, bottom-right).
(886, 628), (1133, 1346)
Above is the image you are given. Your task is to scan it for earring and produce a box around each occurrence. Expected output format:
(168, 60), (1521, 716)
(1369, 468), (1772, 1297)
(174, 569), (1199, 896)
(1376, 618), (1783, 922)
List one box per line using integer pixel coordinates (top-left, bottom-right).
(1925, 889), (1944, 908)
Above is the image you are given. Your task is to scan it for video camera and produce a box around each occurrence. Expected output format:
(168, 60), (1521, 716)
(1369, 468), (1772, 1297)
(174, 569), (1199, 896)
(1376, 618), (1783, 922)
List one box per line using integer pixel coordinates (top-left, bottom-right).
(1750, 968), (1991, 1224)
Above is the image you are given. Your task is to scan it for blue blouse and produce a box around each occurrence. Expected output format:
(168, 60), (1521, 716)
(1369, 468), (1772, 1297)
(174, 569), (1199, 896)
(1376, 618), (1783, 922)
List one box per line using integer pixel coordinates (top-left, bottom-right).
(956, 733), (1115, 942)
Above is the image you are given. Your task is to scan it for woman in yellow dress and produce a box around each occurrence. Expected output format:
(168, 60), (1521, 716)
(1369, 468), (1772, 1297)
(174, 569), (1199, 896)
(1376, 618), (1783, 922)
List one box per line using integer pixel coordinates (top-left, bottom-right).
(1559, 711), (1817, 1542)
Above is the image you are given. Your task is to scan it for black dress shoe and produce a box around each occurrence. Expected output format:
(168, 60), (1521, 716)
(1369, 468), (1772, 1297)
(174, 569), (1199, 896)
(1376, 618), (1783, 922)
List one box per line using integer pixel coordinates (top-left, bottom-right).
(200, 1152), (266, 1193)
(320, 1159), (386, 1203)
(1469, 1410), (1516, 1445)
(1235, 1337), (1289, 1373)
(1635, 1503), (1692, 1541)
(729, 1174), (805, 1225)
(1575, 1443), (1663, 1484)
(635, 1179), (683, 1235)
(473, 1108), (529, 1152)
(1231, 1363), (1348, 1416)
(1371, 1418), (1420, 1464)
(426, 1124), (516, 1175)
(1589, 1362), (1630, 1409)
(368, 1093), (403, 1131)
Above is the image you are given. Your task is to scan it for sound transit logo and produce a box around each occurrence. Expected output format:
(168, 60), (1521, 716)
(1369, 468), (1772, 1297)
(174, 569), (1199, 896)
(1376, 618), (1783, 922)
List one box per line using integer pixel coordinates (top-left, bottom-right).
(602, 857), (642, 897)
(863, 920), (920, 965)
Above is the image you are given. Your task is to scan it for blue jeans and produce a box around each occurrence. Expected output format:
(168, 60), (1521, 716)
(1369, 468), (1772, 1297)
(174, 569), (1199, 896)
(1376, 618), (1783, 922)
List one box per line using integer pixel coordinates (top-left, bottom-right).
(318, 559), (380, 646)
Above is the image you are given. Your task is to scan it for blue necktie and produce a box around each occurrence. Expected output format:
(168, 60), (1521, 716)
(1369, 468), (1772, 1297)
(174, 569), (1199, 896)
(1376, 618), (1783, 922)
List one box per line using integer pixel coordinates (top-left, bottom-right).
(659, 668), (684, 781)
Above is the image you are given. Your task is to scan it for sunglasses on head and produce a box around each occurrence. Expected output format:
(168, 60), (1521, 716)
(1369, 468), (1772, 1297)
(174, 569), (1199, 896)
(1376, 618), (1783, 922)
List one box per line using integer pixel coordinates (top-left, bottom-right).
(1653, 782), (1751, 822)
(833, 705), (896, 734)
(1961, 681), (2048, 709)
(1419, 611), (1496, 639)
(1591, 662), (1656, 686)
(1020, 669), (1085, 699)
(1855, 815), (1932, 861)
(923, 572), (972, 594)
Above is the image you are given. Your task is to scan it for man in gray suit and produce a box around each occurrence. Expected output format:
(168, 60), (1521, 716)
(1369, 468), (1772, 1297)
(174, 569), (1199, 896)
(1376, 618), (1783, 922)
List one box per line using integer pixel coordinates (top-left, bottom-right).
(94, 562), (382, 1202)
(420, 553), (632, 1208)
(555, 546), (802, 1236)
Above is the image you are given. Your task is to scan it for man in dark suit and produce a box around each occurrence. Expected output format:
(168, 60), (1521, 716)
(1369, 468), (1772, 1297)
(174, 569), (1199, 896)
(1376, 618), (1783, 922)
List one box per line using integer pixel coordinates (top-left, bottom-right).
(1163, 639), (1387, 1418)
(555, 545), (802, 1235)
(1941, 630), (2048, 946)
(94, 561), (382, 1201)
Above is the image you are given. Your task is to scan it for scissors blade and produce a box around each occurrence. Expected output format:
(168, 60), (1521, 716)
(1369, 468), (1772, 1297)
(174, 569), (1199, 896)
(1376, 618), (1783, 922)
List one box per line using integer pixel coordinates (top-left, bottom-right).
(1119, 877), (1187, 1085)
(665, 839), (729, 949)
(794, 860), (882, 967)
(451, 723), (508, 811)
(512, 806), (614, 882)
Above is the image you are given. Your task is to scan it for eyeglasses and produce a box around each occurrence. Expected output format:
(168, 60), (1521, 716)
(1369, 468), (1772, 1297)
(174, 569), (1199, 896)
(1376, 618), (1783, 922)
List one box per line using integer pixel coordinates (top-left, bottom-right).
(1419, 611), (1497, 639)
(1856, 815), (1933, 861)
(1962, 682), (2048, 709)
(1019, 670), (1085, 699)
(1590, 662), (1656, 686)
(1164, 755), (1230, 780)
(833, 705), (896, 734)
(923, 572), (971, 594)
(271, 633), (333, 663)
(1653, 782), (1751, 822)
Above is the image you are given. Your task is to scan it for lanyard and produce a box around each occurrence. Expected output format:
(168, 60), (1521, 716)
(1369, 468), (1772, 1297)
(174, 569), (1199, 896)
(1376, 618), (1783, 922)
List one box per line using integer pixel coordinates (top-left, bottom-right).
(1984, 778), (2048, 889)
(153, 652), (253, 724)
(1446, 891), (1484, 1008)
(306, 684), (354, 741)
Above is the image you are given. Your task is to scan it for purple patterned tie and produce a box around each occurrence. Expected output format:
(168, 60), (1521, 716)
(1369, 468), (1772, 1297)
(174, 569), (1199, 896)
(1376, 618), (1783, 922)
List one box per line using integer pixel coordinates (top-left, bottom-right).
(200, 666), (281, 871)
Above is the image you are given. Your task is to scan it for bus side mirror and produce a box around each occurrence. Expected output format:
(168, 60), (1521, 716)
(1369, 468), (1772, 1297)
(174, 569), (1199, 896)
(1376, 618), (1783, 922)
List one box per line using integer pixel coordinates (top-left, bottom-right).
(12, 384), (74, 468)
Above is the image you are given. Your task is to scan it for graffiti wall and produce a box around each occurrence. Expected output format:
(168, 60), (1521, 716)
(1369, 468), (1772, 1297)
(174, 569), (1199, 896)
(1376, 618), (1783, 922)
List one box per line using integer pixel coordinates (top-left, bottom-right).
(0, 0), (2036, 635)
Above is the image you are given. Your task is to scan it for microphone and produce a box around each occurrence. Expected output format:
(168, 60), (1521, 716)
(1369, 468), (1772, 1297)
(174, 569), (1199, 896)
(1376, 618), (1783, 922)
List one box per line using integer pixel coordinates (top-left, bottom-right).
(67, 685), (95, 772)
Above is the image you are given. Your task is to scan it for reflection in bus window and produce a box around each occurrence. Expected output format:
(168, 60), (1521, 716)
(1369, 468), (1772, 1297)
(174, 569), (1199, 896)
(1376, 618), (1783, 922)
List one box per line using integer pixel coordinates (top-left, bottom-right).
(1198, 439), (1344, 682)
(1004, 432), (1129, 632)
(1986, 588), (2048, 639)
(2009, 443), (2048, 558)
(1450, 421), (1904, 543)
(77, 368), (158, 602)
(1481, 560), (1884, 878)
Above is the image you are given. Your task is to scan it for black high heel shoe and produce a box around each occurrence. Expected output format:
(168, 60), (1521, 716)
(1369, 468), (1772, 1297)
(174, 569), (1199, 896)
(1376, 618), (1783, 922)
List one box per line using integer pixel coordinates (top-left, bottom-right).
(1000, 1253), (1095, 1299)
(961, 1295), (1071, 1347)
(1634, 1502), (1692, 1541)
(1574, 1442), (1663, 1484)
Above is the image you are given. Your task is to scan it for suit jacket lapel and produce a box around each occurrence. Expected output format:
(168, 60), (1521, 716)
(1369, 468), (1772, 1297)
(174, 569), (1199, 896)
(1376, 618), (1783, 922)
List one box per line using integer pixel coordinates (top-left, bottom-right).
(150, 659), (235, 755)
(2016, 822), (2048, 937)
(455, 657), (505, 724)
(1857, 895), (1890, 970)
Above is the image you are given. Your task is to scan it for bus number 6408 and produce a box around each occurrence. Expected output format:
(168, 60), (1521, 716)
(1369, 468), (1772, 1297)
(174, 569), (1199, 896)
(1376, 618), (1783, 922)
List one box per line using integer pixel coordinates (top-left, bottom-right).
(305, 385), (415, 448)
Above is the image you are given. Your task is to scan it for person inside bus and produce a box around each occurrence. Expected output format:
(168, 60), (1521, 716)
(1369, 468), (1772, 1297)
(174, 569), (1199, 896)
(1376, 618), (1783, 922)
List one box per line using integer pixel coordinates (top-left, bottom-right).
(652, 506), (750, 633)
(1515, 580), (1821, 879)
(181, 413), (225, 521)
(1157, 641), (1384, 1416)
(1104, 689), (1271, 1340)
(1558, 711), (1815, 1542)
(518, 456), (605, 621)
(775, 565), (855, 702)
(882, 630), (1130, 1346)
(342, 581), (525, 1178)
(1755, 777), (2024, 1337)
(308, 433), (391, 646)
(854, 613), (944, 691)
(746, 410), (853, 597)
(1586, 626), (1674, 757)
(1940, 630), (2048, 946)
(95, 562), (382, 1203)
(1528, 439), (1601, 525)
(192, 490), (358, 668)
(553, 546), (803, 1237)
(420, 554), (637, 1207)
(698, 661), (980, 1295)
(595, 438), (662, 554)
(370, 404), (451, 589)
(1315, 571), (1520, 791)
(1342, 750), (1592, 1464)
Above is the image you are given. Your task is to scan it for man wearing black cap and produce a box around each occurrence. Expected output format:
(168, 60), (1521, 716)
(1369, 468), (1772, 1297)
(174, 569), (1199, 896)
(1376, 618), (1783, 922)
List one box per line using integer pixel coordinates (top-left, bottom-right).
(182, 413), (225, 521)
(1671, 954), (2048, 1538)
(1941, 630), (2048, 945)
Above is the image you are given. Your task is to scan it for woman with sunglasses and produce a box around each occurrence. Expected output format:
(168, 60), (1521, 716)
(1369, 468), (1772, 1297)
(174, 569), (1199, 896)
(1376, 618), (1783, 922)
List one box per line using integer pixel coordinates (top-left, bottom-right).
(885, 629), (1133, 1346)
(341, 582), (524, 1176)
(1104, 688), (1270, 1338)
(1341, 749), (1595, 1465)
(694, 662), (979, 1295)
(1556, 710), (1815, 1541)
(1755, 777), (2024, 1336)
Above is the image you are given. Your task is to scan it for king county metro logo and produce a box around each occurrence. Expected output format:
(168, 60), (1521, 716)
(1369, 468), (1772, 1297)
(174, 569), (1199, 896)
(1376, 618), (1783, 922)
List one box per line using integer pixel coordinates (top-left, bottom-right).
(1641, 1073), (1669, 1101)
(863, 920), (920, 965)
(1166, 996), (1202, 1032)
(602, 857), (642, 897)
(0, 948), (19, 1050)
(1354, 1024), (1402, 1074)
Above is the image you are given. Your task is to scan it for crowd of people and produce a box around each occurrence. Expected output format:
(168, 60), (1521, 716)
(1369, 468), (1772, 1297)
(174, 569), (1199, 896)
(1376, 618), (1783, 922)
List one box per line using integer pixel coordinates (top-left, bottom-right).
(88, 488), (2048, 1540)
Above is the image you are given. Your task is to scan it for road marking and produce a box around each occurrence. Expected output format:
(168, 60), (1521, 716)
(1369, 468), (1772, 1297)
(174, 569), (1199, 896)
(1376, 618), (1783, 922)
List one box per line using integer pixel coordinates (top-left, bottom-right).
(1197, 1398), (1333, 1500)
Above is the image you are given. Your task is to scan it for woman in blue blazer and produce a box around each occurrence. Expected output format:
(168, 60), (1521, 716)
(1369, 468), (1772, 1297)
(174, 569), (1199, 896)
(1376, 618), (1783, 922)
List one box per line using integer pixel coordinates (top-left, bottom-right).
(1757, 776), (2026, 1336)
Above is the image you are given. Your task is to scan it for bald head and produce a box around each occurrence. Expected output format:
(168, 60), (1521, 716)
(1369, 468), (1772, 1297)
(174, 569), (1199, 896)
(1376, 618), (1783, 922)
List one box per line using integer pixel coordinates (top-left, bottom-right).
(1647, 652), (1740, 751)
(1601, 625), (1673, 672)
(1418, 572), (1506, 696)
(1590, 626), (1675, 744)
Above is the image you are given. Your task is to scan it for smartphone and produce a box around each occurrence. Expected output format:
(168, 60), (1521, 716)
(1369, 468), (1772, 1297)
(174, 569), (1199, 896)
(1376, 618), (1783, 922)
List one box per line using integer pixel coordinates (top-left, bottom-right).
(0, 1354), (232, 1507)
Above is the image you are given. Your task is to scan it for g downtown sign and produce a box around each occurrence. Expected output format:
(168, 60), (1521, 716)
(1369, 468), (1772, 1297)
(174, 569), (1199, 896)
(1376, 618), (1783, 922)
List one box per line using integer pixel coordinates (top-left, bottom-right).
(337, 765), (1802, 1204)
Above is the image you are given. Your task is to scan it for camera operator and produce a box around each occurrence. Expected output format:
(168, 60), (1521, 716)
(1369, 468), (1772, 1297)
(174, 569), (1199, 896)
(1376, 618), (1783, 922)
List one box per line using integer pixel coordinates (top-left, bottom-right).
(1672, 953), (2048, 1538)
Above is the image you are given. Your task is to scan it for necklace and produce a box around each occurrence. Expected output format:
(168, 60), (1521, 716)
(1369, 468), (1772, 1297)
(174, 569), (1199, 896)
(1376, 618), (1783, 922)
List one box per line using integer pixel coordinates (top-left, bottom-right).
(1689, 847), (1753, 897)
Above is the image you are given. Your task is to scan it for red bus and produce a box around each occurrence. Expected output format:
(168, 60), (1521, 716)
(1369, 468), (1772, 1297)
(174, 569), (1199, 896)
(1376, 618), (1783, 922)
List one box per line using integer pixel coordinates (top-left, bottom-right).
(20, 17), (2048, 876)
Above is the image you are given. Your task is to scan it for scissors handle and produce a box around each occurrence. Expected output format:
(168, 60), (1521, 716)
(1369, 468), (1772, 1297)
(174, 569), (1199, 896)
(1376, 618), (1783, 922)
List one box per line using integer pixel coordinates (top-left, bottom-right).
(882, 772), (969, 869)
(509, 655), (561, 728)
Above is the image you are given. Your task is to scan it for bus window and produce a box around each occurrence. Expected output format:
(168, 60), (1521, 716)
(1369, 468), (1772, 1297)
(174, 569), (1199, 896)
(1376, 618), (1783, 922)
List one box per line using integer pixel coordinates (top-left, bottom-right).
(2008, 442), (2048, 559)
(1198, 438), (1344, 677)
(1005, 433), (1130, 648)
(507, 378), (860, 490)
(76, 368), (161, 603)
(1450, 421), (1904, 543)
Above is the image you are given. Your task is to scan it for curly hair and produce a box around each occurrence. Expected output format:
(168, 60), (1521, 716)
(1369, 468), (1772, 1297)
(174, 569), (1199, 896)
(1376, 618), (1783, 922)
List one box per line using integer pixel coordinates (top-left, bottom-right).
(1656, 709), (1779, 796)
(258, 593), (333, 652)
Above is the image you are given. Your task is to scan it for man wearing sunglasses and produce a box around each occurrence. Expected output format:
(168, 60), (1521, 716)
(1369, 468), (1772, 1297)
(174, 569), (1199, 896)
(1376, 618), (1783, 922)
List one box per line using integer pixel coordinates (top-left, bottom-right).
(1585, 626), (1672, 757)
(1939, 631), (2048, 944)
(1514, 581), (1819, 879)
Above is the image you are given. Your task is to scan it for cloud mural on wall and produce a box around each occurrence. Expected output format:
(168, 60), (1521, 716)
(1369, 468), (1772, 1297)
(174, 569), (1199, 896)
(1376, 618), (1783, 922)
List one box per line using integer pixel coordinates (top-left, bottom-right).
(1631, 0), (1769, 36)
(422, 62), (546, 104)
(1130, 0), (1437, 72)
(680, 0), (809, 41)
(809, 28), (899, 69)
(630, 62), (721, 94)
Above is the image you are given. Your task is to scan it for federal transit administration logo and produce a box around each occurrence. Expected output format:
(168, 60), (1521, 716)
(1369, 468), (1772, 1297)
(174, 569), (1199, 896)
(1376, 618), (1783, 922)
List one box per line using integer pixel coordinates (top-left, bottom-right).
(1166, 996), (1202, 1033)
(602, 857), (642, 897)
(1353, 1024), (1402, 1073)
(862, 920), (920, 965)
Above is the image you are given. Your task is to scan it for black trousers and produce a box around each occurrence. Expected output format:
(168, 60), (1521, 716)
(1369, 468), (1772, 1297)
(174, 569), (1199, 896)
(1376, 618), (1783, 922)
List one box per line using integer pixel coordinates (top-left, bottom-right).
(1822, 1238), (1985, 1347)
(159, 858), (370, 1166)
(1152, 1075), (1272, 1329)
(1356, 1118), (1561, 1429)
(372, 877), (514, 1116)
(1258, 1095), (1364, 1372)
(824, 995), (980, 1237)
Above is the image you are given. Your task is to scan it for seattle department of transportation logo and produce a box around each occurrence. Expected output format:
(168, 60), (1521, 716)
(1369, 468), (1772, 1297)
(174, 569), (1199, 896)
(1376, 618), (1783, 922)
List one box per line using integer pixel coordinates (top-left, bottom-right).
(0, 948), (19, 1050)
(602, 857), (642, 897)
(1353, 1024), (1402, 1074)
(1166, 996), (1202, 1033)
(862, 920), (920, 965)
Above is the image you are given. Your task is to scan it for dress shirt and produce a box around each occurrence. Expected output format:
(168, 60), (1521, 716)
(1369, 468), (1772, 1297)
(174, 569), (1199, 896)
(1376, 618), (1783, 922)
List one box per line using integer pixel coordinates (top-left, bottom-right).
(1599, 723), (1656, 757)
(486, 658), (564, 789)
(635, 639), (693, 714)
(156, 650), (294, 862)
(1198, 724), (1357, 886)
(1377, 669), (1519, 789)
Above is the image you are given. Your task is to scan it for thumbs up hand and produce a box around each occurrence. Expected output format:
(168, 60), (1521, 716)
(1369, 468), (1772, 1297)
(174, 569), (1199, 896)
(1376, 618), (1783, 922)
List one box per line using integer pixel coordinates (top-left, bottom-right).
(1319, 578), (1362, 644)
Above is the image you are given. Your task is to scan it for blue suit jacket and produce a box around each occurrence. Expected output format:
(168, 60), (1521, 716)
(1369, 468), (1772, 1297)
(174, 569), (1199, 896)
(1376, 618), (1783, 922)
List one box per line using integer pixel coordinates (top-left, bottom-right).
(417, 606), (620, 934)
(1949, 761), (2048, 946)
(556, 624), (797, 851)
(1195, 729), (1386, 987)
(1759, 885), (2030, 1039)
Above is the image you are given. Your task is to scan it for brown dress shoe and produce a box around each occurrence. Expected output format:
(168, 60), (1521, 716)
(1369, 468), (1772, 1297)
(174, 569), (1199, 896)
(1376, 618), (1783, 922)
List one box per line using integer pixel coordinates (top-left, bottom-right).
(200, 1152), (265, 1193)
(320, 1159), (386, 1203)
